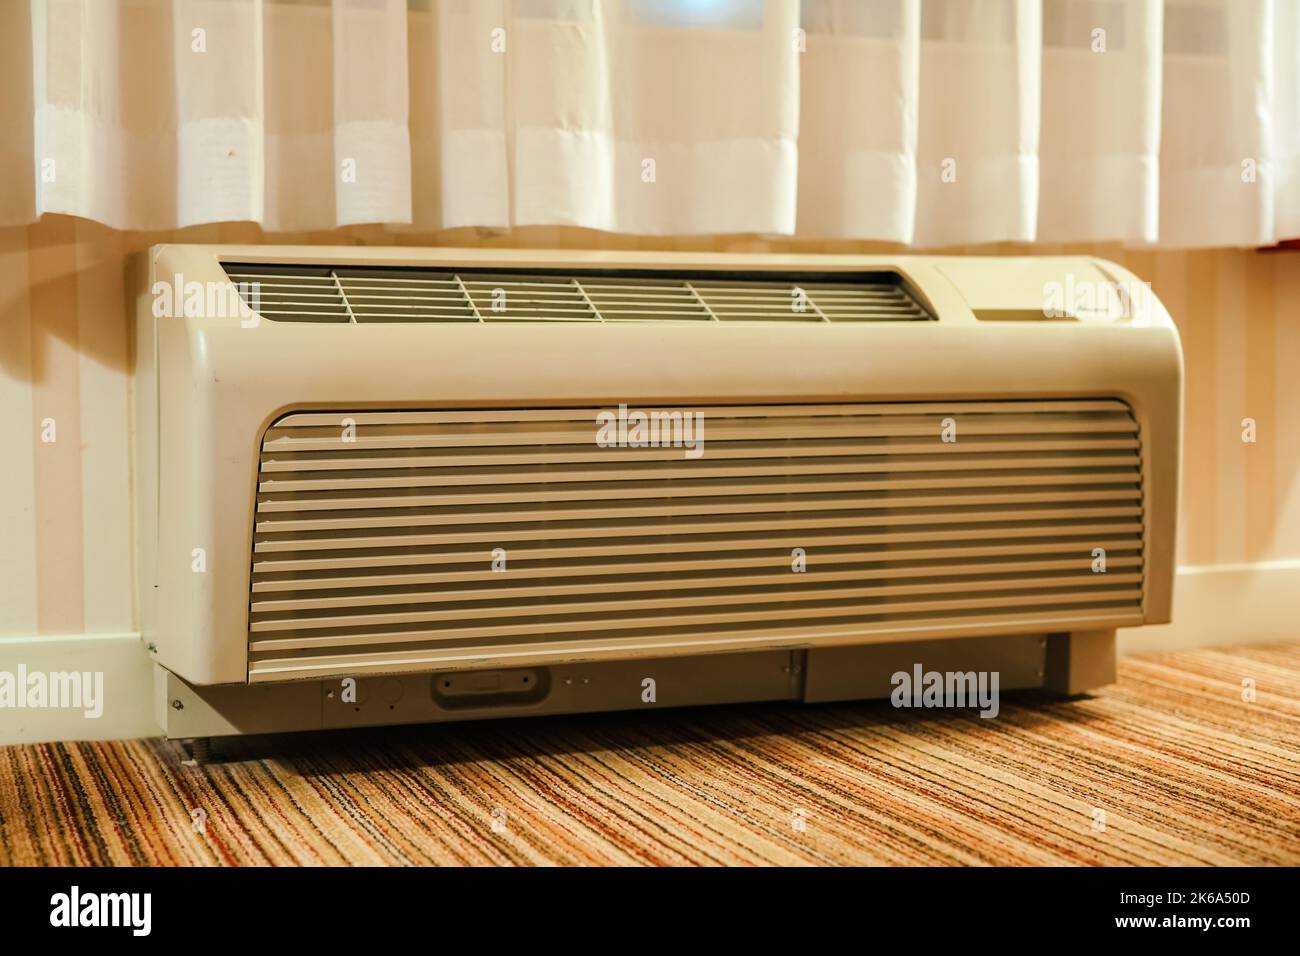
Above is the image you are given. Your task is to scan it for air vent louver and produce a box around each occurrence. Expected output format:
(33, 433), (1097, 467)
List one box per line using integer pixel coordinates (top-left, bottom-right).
(246, 399), (1144, 682)
(221, 264), (933, 324)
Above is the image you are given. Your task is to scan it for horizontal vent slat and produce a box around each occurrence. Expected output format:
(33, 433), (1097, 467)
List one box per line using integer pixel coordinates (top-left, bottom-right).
(249, 589), (1144, 649)
(260, 416), (1137, 452)
(254, 500), (1143, 535)
(251, 537), (1141, 580)
(259, 455), (1140, 492)
(253, 557), (1142, 596)
(250, 566), (1143, 614)
(251, 526), (1142, 571)
(257, 439), (1141, 473)
(253, 513), (1144, 554)
(255, 473), (1140, 511)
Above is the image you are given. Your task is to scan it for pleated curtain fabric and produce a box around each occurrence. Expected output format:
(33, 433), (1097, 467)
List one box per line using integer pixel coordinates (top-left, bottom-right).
(2, 0), (1298, 247)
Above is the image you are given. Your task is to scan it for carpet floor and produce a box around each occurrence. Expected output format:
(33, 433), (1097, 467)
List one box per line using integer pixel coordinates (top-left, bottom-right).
(2, 642), (1299, 866)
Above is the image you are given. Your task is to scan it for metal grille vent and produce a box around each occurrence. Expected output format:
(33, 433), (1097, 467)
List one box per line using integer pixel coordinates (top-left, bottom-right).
(220, 264), (932, 324)
(247, 399), (1144, 683)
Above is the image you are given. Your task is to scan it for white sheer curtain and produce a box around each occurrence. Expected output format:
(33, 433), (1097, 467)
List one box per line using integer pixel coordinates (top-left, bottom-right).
(434, 0), (800, 233)
(4, 0), (1299, 247)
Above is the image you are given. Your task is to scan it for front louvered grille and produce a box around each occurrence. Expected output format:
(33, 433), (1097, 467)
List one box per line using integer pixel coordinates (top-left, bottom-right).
(220, 264), (932, 323)
(246, 400), (1145, 682)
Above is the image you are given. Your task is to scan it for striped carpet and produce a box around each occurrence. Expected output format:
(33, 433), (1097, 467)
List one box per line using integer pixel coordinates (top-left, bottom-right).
(2, 642), (1298, 866)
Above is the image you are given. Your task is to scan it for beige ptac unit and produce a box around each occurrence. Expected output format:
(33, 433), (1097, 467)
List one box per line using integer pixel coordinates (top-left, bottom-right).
(133, 246), (1181, 746)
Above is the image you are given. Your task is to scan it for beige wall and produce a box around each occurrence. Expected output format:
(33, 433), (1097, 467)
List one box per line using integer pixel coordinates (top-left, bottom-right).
(1, 214), (1298, 639)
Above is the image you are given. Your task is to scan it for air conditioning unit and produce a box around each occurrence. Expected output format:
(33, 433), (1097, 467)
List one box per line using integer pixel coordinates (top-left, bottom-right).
(132, 246), (1181, 744)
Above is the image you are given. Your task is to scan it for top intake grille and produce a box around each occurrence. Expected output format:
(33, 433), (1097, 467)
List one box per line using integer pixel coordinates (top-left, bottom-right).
(220, 263), (933, 324)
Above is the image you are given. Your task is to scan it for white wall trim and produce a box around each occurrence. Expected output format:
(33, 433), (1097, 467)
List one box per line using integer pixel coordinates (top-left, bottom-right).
(0, 564), (1295, 745)
(1176, 558), (1300, 575)
(0, 629), (140, 646)
(1119, 562), (1300, 655)
(0, 631), (156, 745)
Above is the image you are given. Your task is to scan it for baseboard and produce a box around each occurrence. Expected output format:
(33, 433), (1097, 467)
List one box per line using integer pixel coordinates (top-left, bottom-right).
(1119, 561), (1300, 655)
(0, 632), (157, 745)
(1, 563), (1295, 745)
